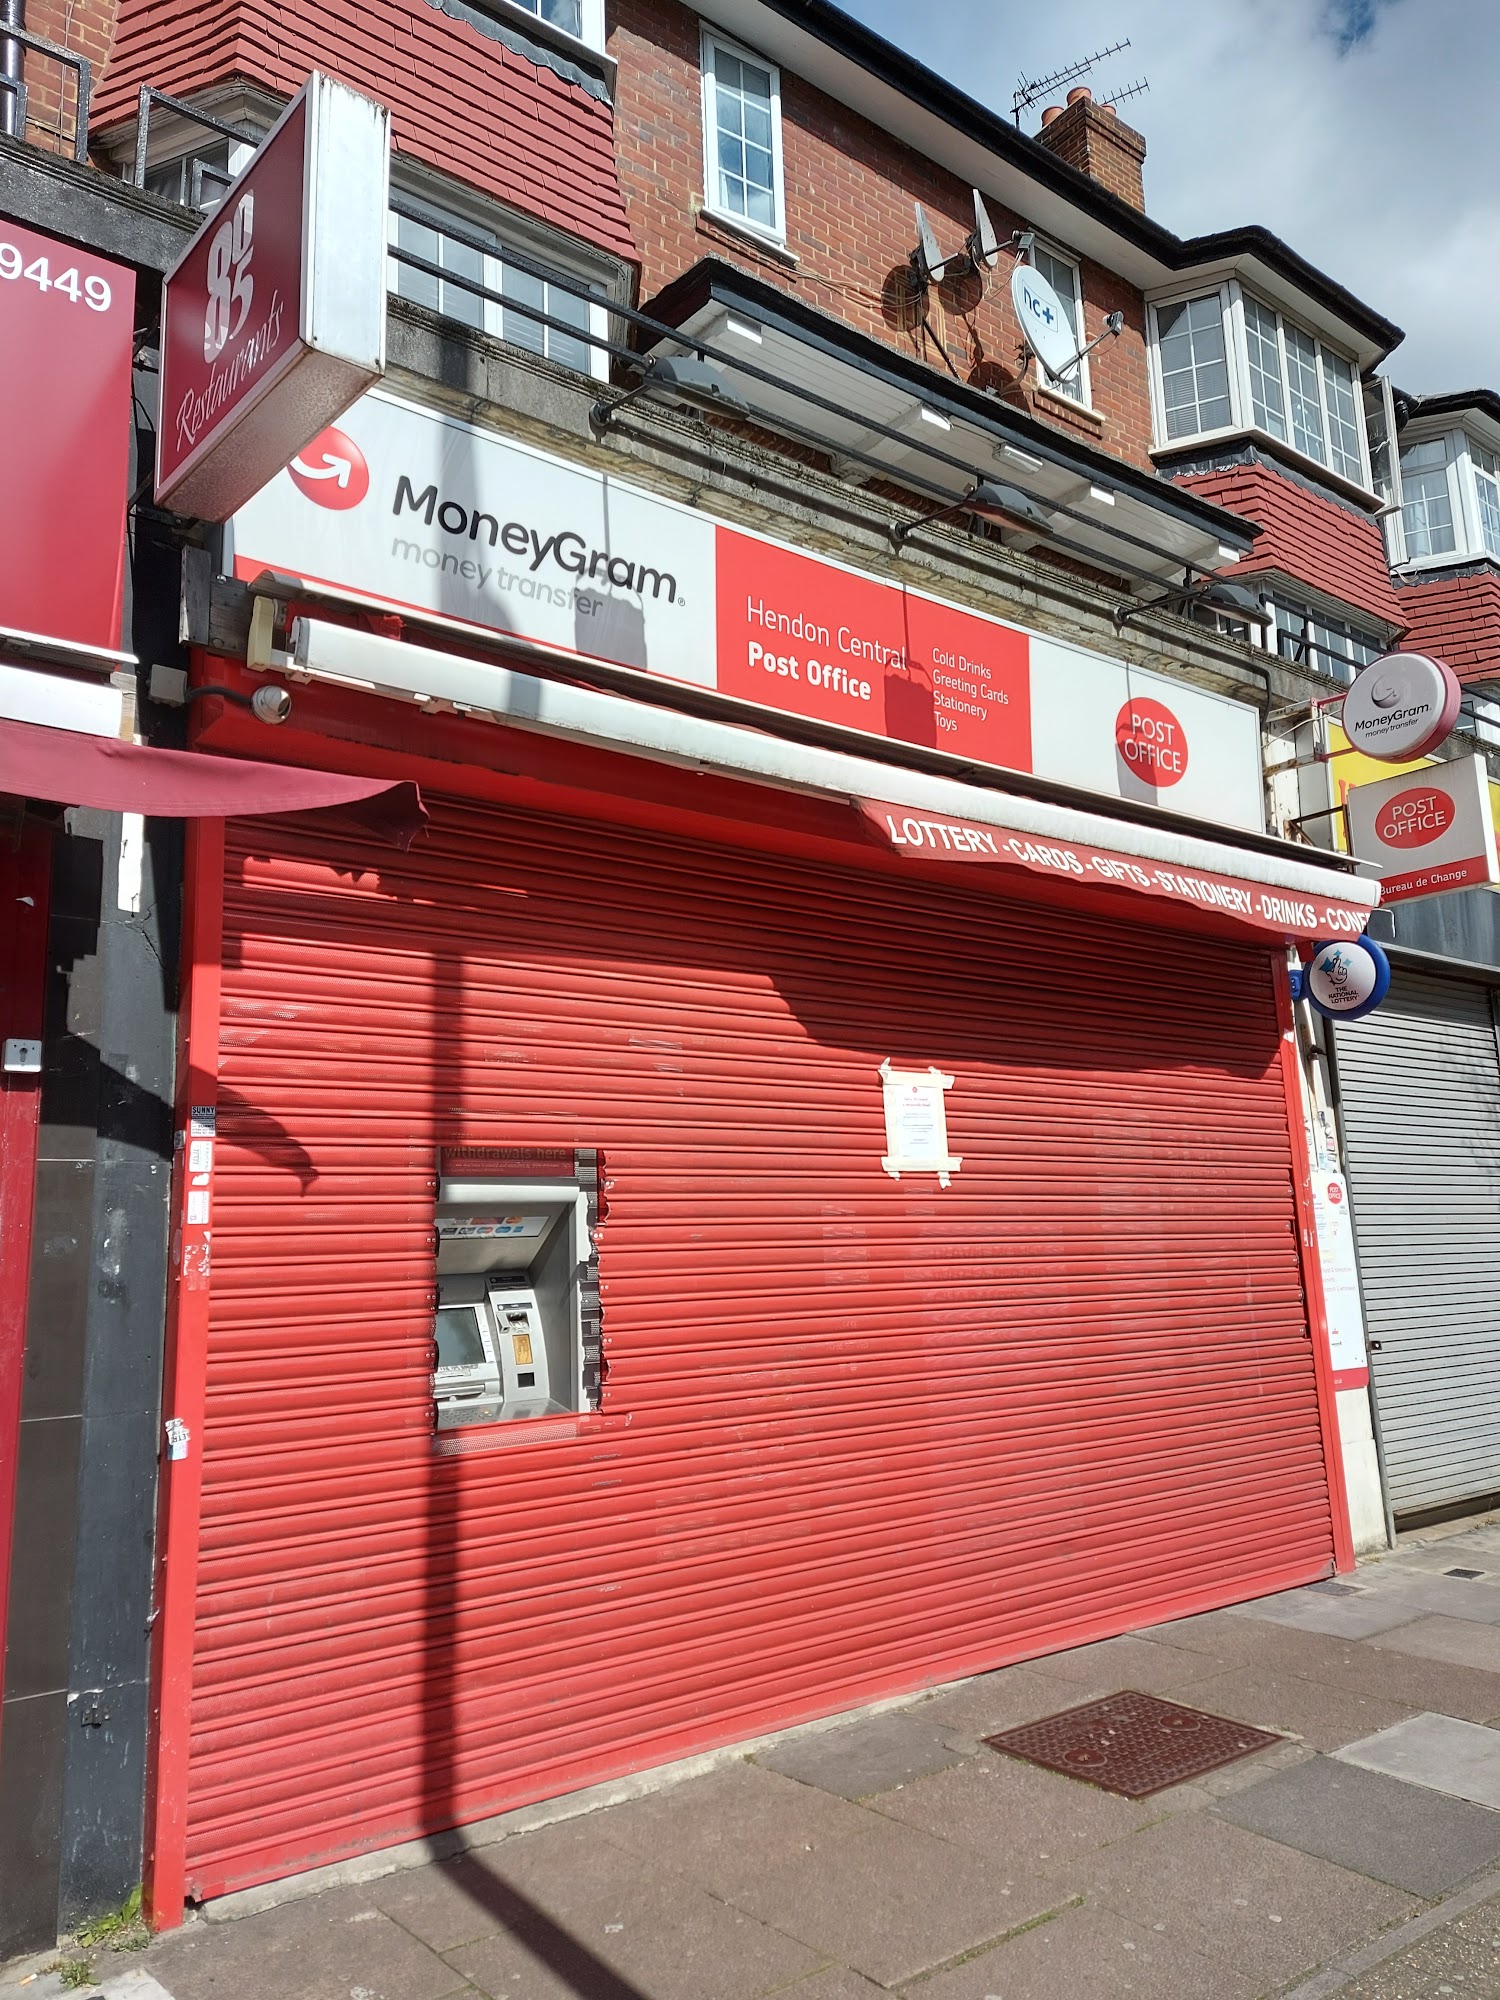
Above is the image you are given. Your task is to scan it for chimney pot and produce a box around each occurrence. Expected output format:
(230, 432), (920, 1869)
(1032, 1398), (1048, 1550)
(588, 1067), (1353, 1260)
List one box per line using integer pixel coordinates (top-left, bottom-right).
(1041, 104), (1064, 126)
(1067, 86), (1092, 105)
(1035, 90), (1147, 210)
(1099, 101), (1117, 118)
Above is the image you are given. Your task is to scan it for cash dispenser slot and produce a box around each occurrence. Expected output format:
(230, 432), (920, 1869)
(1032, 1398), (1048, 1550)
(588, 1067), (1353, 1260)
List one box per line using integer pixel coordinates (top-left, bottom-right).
(432, 1177), (590, 1430)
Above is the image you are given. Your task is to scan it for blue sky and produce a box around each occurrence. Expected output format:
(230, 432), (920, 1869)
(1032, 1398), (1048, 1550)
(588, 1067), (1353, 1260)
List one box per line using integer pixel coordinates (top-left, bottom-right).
(839, 0), (1496, 393)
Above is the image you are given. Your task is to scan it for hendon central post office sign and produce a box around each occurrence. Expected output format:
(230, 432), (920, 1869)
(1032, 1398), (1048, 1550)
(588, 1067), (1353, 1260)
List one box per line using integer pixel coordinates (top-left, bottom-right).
(229, 388), (1265, 831)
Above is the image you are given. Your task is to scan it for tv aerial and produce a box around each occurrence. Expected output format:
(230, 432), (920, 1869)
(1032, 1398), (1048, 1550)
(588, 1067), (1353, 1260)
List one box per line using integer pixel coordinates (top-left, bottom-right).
(909, 190), (1005, 288)
(1012, 39), (1135, 125)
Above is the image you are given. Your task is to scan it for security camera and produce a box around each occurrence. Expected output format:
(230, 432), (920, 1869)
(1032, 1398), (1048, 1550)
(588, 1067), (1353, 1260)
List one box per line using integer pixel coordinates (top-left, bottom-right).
(250, 684), (292, 724)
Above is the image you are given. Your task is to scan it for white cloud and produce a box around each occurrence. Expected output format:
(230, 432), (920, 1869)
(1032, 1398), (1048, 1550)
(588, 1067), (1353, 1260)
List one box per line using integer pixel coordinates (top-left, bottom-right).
(839, 0), (1500, 391)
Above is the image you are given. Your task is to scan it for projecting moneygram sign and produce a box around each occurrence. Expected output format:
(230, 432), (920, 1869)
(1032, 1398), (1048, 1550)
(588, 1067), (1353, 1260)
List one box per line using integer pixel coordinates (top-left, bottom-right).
(156, 73), (389, 521)
(1341, 651), (1462, 762)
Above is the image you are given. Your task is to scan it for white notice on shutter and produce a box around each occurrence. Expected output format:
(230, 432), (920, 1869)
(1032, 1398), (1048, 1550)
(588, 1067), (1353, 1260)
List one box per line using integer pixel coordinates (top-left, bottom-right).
(879, 1060), (962, 1187)
(1312, 1171), (1368, 1384)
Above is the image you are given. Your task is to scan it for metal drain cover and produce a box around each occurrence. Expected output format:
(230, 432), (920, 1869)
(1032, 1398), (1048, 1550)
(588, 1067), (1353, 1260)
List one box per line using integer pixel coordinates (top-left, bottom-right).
(1446, 1567), (1486, 1579)
(984, 1691), (1284, 1798)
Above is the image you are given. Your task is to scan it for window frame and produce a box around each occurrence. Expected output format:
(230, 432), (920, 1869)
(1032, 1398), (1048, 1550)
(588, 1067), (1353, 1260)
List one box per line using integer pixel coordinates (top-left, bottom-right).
(494, 0), (606, 52)
(1147, 280), (1373, 493)
(1029, 239), (1091, 410)
(386, 173), (614, 383)
(700, 28), (787, 248)
(1389, 424), (1500, 574)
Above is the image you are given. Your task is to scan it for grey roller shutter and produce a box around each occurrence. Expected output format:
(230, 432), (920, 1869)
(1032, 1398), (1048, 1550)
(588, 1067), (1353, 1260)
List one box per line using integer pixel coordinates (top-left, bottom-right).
(1335, 967), (1500, 1516)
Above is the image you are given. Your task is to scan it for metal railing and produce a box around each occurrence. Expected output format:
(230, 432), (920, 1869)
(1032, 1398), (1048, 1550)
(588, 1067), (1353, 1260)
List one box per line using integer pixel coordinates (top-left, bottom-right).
(0, 21), (91, 163)
(129, 86), (257, 198)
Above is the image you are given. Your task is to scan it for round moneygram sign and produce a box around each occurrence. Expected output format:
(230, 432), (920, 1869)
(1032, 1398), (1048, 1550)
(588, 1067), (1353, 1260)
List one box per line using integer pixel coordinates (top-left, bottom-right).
(1304, 935), (1392, 1022)
(1341, 652), (1462, 762)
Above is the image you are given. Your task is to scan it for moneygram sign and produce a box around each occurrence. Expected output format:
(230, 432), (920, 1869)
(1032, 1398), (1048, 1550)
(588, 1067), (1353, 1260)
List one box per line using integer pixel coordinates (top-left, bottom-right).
(231, 389), (1268, 832)
(156, 74), (389, 521)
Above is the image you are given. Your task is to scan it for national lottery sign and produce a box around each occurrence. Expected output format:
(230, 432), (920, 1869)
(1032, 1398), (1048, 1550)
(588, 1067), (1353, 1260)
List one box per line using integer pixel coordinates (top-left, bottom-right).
(232, 388), (1268, 836)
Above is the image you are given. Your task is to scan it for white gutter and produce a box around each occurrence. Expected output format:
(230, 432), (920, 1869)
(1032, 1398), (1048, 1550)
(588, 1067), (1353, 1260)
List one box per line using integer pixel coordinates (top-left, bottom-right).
(289, 617), (1378, 913)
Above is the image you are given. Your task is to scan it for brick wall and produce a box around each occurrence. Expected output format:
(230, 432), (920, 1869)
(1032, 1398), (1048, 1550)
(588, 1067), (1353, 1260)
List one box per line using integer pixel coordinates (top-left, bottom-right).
(1171, 461), (1405, 630)
(1395, 568), (1500, 685)
(610, 0), (1157, 470)
(9, 0), (116, 156)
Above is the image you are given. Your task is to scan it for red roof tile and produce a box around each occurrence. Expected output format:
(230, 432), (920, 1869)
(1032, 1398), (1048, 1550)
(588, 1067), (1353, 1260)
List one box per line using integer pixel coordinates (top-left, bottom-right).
(1395, 569), (1500, 685)
(95, 0), (637, 264)
(1172, 462), (1403, 630)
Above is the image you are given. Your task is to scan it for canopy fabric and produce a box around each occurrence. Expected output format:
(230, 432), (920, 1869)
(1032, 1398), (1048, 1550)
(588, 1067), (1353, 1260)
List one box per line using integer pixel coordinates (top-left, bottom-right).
(0, 719), (427, 848)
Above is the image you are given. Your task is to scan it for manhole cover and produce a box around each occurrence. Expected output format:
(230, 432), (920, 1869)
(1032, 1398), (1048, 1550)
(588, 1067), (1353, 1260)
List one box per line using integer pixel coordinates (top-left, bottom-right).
(983, 1691), (1284, 1798)
(1446, 1567), (1486, 1579)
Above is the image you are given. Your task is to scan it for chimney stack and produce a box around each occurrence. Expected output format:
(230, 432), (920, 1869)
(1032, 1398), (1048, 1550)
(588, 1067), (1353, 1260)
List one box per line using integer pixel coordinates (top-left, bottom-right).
(1035, 85), (1147, 213)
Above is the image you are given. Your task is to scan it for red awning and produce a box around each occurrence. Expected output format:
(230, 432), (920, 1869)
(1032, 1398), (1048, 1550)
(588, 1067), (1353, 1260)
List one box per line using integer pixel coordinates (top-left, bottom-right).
(0, 719), (426, 848)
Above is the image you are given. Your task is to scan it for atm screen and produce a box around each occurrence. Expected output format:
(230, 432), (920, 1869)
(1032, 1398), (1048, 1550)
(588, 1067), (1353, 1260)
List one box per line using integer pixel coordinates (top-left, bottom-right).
(435, 1304), (488, 1370)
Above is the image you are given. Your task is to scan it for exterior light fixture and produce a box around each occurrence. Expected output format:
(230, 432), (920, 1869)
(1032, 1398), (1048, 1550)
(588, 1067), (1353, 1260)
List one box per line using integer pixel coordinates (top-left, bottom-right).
(891, 480), (1056, 548)
(592, 355), (749, 430)
(1113, 575), (1271, 631)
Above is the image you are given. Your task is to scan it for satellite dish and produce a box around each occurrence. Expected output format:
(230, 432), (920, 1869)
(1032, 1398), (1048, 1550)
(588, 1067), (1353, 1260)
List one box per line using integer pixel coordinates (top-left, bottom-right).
(970, 190), (1000, 272)
(913, 204), (948, 285)
(1010, 260), (1082, 382)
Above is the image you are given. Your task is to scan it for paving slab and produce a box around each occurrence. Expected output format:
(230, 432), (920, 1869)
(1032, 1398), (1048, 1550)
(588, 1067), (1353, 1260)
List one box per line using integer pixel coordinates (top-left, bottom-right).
(1368, 1612), (1500, 1675)
(443, 1846), (821, 2000)
(913, 1663), (1111, 1737)
(1175, 1664), (1417, 1750)
(590, 1760), (873, 1900)
(1335, 1711), (1500, 1810)
(1354, 1568), (1500, 1625)
(1030, 1631), (1233, 1691)
(1290, 1634), (1500, 1724)
(754, 1710), (969, 1801)
(1225, 1585), (1425, 1640)
(768, 1972), (886, 2000)
(138, 1887), (470, 2000)
(908, 1901), (1259, 2000)
(1311, 1882), (1500, 2000)
(1045, 1809), (1417, 1988)
(1373, 1545), (1500, 1579)
(1214, 1753), (1500, 1898)
(865, 1744), (1158, 1861)
(723, 1809), (1062, 1988)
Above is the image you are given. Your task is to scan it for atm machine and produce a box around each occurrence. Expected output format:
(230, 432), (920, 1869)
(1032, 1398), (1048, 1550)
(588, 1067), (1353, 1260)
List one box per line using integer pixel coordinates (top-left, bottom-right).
(432, 1172), (595, 1430)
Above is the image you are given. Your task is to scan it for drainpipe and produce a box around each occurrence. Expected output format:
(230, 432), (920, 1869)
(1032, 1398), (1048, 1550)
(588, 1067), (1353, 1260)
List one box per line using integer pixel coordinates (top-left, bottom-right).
(0, 0), (23, 141)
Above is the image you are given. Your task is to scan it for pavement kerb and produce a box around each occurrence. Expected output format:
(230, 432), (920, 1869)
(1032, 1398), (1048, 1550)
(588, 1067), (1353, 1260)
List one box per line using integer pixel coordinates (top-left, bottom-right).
(1276, 1861), (1500, 2000)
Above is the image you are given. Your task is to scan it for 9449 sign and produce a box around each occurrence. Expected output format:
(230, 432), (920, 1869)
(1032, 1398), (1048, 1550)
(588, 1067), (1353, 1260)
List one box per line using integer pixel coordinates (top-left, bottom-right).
(0, 238), (113, 312)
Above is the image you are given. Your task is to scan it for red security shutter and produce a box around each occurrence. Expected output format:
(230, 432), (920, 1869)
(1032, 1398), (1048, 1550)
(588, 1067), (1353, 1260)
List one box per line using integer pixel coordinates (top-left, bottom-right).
(187, 791), (1334, 1896)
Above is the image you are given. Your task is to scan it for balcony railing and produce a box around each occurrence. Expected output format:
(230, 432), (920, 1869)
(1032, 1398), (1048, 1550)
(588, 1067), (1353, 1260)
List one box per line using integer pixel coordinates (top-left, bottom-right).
(0, 22), (91, 164)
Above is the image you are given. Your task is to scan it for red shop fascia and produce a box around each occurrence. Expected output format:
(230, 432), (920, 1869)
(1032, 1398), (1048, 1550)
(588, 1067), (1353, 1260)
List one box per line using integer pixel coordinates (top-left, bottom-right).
(145, 387), (1376, 1918)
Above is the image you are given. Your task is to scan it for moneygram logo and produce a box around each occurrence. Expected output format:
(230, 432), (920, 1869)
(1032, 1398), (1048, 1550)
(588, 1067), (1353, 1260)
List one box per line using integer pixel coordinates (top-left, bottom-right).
(288, 426), (369, 510)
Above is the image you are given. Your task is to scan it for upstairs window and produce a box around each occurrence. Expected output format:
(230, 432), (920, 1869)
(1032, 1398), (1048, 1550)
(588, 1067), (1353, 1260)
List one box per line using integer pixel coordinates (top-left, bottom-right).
(502, 0), (605, 49)
(1149, 284), (1370, 487)
(389, 193), (605, 379)
(1399, 438), (1458, 559)
(1157, 295), (1232, 438)
(701, 32), (785, 243)
(1031, 244), (1090, 407)
(1472, 443), (1500, 557)
(1270, 598), (1383, 687)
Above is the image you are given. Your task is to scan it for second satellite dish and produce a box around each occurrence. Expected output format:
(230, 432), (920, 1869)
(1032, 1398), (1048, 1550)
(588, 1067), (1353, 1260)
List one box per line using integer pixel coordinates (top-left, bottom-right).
(1011, 261), (1081, 382)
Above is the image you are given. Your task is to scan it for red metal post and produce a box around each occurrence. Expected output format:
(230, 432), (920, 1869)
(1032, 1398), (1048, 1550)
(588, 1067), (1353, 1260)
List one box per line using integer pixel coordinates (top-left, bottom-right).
(1273, 951), (1357, 1575)
(0, 817), (52, 1756)
(142, 814), (224, 1928)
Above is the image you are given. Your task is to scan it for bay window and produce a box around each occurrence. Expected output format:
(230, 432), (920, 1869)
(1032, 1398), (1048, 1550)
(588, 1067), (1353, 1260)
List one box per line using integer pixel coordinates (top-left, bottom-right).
(1395, 429), (1500, 568)
(1149, 283), (1370, 488)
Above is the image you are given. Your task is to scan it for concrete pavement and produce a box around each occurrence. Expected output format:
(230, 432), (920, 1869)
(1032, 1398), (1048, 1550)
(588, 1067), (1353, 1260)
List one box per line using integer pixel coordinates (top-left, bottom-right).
(8, 1512), (1500, 2000)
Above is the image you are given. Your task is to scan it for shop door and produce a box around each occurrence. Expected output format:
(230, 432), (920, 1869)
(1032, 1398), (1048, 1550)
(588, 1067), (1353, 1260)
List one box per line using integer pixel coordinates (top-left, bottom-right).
(1336, 966), (1500, 1517)
(184, 794), (1336, 1898)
